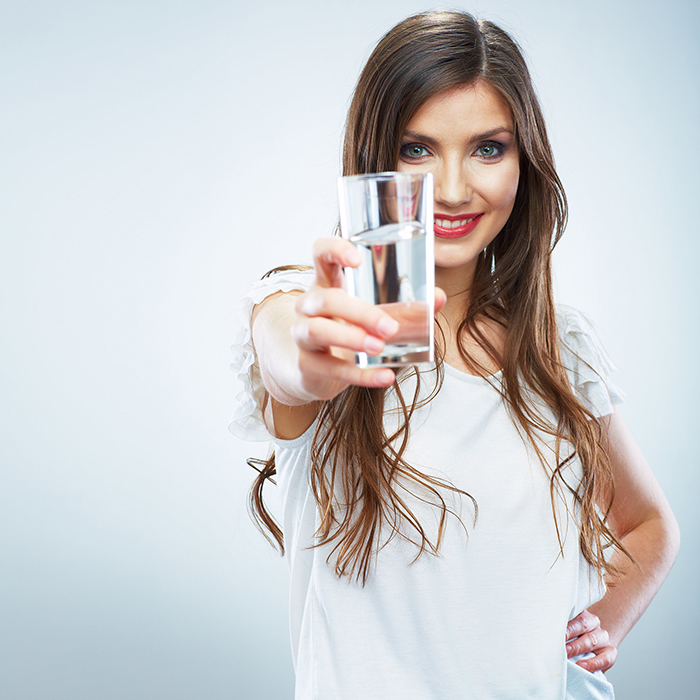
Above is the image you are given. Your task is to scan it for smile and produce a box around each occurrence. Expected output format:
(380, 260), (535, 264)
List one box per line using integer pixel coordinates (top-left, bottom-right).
(434, 213), (484, 238)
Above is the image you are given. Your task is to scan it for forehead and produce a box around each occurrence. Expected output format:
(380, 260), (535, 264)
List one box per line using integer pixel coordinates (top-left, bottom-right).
(405, 82), (514, 136)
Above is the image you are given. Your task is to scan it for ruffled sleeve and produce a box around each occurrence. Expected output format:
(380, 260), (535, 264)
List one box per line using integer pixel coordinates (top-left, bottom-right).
(557, 306), (625, 418)
(228, 268), (315, 442)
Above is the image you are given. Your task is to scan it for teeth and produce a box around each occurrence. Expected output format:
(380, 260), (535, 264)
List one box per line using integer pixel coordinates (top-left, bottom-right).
(435, 216), (477, 229)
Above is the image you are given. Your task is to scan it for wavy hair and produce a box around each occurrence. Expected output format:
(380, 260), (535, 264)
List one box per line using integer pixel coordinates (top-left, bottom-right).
(249, 10), (630, 584)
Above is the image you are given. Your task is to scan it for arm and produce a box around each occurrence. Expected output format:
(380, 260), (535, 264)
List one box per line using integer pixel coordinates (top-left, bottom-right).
(250, 238), (402, 439)
(565, 405), (681, 671)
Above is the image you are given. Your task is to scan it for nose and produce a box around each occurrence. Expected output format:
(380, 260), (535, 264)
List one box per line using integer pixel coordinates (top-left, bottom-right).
(434, 159), (472, 208)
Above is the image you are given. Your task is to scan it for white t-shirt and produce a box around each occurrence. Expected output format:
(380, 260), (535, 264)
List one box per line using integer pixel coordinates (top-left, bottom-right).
(230, 269), (623, 700)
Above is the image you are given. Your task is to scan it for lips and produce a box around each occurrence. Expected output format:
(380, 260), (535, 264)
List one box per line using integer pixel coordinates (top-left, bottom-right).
(434, 213), (484, 238)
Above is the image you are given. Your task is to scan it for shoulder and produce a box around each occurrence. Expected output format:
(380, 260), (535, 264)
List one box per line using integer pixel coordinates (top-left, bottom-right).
(555, 305), (625, 418)
(247, 266), (314, 305)
(228, 267), (314, 442)
(555, 305), (611, 366)
(555, 305), (598, 339)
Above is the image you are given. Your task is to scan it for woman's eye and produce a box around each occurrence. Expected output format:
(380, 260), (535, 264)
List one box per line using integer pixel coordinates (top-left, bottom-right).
(475, 142), (503, 159)
(401, 143), (430, 159)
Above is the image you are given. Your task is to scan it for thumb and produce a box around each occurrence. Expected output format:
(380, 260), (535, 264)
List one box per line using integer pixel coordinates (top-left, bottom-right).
(434, 287), (447, 315)
(313, 237), (361, 288)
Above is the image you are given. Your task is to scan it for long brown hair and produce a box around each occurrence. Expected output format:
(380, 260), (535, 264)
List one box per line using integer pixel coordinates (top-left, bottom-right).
(249, 10), (630, 584)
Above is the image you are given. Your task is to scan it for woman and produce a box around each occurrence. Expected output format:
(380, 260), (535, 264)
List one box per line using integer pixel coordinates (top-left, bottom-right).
(230, 10), (679, 699)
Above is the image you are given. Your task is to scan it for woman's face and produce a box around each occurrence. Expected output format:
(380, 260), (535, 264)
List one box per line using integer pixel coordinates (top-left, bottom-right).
(396, 81), (520, 286)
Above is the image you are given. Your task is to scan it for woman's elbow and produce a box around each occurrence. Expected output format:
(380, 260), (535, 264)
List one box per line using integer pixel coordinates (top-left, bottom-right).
(664, 507), (681, 563)
(649, 504), (681, 571)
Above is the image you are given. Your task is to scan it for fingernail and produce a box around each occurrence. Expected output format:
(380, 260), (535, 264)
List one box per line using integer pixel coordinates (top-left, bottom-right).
(578, 661), (589, 671)
(566, 644), (573, 655)
(377, 317), (399, 337)
(364, 336), (384, 354)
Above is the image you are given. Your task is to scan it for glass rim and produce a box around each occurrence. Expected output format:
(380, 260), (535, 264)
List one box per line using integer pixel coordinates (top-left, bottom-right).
(339, 171), (432, 184)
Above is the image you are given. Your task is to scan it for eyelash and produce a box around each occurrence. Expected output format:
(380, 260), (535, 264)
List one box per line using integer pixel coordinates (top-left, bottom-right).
(400, 143), (431, 160)
(399, 140), (507, 161)
(474, 141), (505, 159)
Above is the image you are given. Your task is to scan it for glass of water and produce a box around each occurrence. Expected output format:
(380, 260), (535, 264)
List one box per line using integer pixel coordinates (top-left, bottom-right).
(337, 172), (434, 367)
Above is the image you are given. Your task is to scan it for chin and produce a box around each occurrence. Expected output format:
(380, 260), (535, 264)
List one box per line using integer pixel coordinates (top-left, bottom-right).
(434, 247), (481, 269)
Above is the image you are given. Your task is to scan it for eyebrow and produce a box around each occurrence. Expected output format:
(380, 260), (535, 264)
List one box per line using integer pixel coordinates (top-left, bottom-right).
(402, 127), (514, 144)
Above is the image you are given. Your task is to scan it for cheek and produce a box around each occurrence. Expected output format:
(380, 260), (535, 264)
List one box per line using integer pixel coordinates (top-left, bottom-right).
(485, 163), (520, 215)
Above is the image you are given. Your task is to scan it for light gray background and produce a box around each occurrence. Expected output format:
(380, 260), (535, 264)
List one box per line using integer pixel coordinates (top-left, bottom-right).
(1, 1), (697, 698)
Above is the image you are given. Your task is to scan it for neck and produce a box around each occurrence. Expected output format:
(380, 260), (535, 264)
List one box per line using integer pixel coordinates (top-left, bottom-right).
(435, 260), (505, 376)
(435, 259), (478, 328)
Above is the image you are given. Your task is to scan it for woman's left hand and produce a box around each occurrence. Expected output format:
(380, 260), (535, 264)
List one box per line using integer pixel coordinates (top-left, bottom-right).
(566, 609), (618, 673)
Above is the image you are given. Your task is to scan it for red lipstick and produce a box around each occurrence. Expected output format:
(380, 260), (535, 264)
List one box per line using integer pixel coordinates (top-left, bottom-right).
(434, 212), (484, 239)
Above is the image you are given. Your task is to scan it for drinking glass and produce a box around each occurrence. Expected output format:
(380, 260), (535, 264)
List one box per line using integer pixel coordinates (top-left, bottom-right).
(337, 172), (434, 367)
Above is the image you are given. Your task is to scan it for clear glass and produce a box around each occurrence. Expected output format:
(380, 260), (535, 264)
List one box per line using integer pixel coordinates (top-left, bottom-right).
(338, 172), (434, 367)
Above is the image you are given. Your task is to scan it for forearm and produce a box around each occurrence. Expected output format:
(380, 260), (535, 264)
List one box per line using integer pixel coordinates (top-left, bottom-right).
(252, 291), (313, 406)
(588, 512), (680, 649)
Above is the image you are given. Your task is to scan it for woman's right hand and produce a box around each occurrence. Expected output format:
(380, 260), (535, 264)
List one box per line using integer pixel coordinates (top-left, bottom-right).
(290, 237), (402, 401)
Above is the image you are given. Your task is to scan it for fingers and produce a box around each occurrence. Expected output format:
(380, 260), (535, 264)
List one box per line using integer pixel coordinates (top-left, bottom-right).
(575, 645), (617, 673)
(291, 261), (401, 398)
(297, 350), (395, 400)
(296, 287), (400, 340)
(565, 609), (599, 642)
(565, 609), (617, 674)
(312, 237), (361, 288)
(292, 316), (387, 356)
(566, 627), (610, 657)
